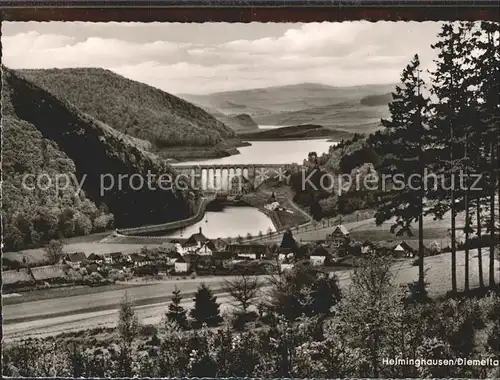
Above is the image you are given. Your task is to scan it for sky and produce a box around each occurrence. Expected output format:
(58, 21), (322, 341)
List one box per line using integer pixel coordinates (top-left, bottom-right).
(2, 21), (444, 95)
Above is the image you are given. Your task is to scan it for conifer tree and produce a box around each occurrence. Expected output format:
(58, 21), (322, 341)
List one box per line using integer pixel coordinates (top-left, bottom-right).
(429, 23), (470, 294)
(190, 283), (223, 327)
(472, 21), (500, 288)
(166, 286), (188, 329)
(373, 54), (430, 295)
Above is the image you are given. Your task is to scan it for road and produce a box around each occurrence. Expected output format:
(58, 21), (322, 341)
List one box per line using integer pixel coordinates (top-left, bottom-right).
(3, 250), (498, 342)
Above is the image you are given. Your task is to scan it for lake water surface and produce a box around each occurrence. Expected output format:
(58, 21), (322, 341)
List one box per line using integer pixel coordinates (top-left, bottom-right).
(166, 206), (276, 238)
(177, 139), (334, 166)
(168, 138), (335, 238)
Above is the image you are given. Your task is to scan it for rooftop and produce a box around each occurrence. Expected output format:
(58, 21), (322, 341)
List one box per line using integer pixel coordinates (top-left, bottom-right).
(31, 265), (67, 281)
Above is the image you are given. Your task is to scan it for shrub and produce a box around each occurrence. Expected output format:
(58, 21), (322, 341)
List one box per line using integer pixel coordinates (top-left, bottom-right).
(85, 272), (104, 285)
(231, 311), (259, 331)
(268, 262), (341, 320)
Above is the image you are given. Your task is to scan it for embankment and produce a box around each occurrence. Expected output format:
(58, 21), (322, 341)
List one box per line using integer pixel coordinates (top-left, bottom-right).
(117, 197), (209, 236)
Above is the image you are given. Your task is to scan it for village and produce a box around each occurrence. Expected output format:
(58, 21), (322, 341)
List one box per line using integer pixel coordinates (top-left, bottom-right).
(3, 221), (435, 294)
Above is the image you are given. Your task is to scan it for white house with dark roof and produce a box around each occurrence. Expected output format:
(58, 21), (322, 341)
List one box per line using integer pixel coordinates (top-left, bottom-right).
(326, 225), (350, 247)
(182, 227), (217, 255)
(309, 244), (331, 266)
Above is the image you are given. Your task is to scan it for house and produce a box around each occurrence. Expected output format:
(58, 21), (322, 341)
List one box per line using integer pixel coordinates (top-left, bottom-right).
(265, 201), (281, 211)
(395, 241), (431, 258)
(2, 257), (26, 271)
(101, 253), (113, 264)
(278, 250), (294, 262)
(394, 242), (415, 258)
(309, 244), (330, 266)
(160, 250), (181, 265)
(128, 253), (153, 267)
(110, 252), (124, 263)
(3, 268), (35, 290)
(87, 253), (103, 264)
(174, 255), (194, 273)
(195, 240), (217, 256)
(83, 262), (100, 274)
(63, 252), (87, 269)
(376, 240), (430, 258)
(326, 225), (350, 247)
(226, 244), (269, 260)
(182, 227), (214, 254)
(277, 247), (294, 261)
(31, 264), (67, 284)
(169, 241), (185, 254)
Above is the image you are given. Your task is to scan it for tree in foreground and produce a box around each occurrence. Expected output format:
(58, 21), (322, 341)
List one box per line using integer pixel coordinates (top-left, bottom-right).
(117, 292), (139, 377)
(372, 54), (430, 296)
(328, 252), (405, 377)
(166, 286), (188, 329)
(190, 283), (223, 327)
(224, 269), (261, 313)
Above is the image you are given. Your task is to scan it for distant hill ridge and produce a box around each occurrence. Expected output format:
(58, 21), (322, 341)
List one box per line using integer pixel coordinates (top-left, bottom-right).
(181, 82), (395, 134)
(17, 68), (236, 151)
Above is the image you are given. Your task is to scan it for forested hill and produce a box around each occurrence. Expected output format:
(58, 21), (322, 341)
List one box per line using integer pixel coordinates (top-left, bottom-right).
(2, 68), (195, 252)
(17, 68), (236, 150)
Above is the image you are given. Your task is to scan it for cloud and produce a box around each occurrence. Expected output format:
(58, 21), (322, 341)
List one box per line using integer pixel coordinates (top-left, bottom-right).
(2, 21), (445, 94)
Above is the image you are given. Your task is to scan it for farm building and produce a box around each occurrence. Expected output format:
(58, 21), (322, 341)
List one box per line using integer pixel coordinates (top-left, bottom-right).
(226, 244), (269, 260)
(30, 265), (67, 284)
(3, 268), (35, 290)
